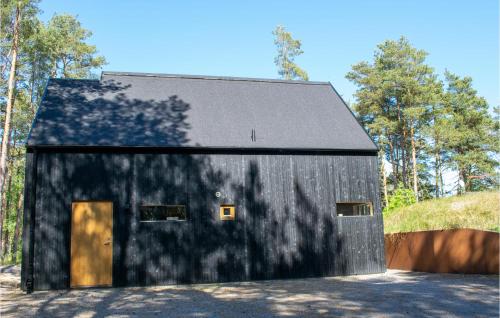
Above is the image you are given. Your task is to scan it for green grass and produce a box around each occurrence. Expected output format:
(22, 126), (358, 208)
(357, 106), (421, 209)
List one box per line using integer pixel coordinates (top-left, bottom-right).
(383, 191), (500, 233)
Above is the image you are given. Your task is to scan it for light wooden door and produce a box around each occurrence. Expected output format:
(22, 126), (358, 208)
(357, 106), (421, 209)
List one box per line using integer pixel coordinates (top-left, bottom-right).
(71, 201), (113, 287)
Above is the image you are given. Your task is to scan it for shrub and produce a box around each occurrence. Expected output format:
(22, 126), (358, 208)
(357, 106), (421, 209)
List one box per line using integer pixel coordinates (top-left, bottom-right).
(384, 187), (416, 215)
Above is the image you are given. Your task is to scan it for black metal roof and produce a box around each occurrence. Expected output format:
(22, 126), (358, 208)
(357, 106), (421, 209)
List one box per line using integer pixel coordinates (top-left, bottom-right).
(26, 71), (377, 151)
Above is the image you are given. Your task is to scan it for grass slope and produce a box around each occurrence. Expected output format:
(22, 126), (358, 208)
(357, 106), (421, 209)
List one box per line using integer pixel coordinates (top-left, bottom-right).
(383, 191), (500, 233)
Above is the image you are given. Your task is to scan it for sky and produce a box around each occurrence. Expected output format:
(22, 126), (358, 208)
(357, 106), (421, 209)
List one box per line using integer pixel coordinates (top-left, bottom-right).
(39, 0), (499, 107)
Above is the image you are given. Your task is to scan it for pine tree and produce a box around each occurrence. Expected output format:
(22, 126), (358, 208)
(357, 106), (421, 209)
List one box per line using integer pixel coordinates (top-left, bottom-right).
(0, 0), (39, 254)
(346, 36), (437, 201)
(0, 3), (106, 263)
(273, 25), (308, 81)
(443, 71), (498, 192)
(42, 15), (106, 79)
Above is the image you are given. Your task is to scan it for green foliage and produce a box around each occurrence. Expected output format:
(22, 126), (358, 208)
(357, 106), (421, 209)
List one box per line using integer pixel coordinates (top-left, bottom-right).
(443, 71), (498, 192)
(384, 191), (500, 233)
(346, 36), (498, 202)
(41, 14), (106, 78)
(384, 186), (416, 215)
(272, 25), (308, 81)
(0, 1), (106, 264)
(346, 36), (439, 197)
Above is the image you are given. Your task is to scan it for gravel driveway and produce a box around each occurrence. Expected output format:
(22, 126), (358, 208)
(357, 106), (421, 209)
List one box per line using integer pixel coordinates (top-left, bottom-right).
(0, 266), (498, 317)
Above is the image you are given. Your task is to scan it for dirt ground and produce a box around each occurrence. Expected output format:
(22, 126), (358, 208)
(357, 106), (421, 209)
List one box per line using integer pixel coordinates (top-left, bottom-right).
(0, 266), (498, 317)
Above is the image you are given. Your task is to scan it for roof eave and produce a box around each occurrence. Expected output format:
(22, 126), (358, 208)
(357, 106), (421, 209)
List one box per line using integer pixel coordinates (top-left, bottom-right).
(26, 144), (378, 154)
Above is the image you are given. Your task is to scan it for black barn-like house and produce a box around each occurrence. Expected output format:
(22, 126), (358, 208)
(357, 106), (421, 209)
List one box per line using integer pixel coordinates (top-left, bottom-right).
(21, 72), (385, 291)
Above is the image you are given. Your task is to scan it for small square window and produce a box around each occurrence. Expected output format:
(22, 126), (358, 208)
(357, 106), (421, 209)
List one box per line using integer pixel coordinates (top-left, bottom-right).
(220, 205), (235, 221)
(336, 202), (372, 217)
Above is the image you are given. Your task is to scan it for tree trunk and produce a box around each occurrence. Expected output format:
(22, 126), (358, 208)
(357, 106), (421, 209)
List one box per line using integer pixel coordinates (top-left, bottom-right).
(389, 138), (397, 187)
(433, 128), (440, 198)
(0, 172), (11, 260)
(402, 128), (408, 187)
(11, 192), (23, 263)
(439, 168), (444, 197)
(434, 150), (440, 198)
(29, 53), (39, 115)
(458, 168), (467, 195)
(396, 97), (409, 187)
(463, 168), (472, 192)
(410, 125), (419, 202)
(0, 167), (4, 256)
(0, 3), (20, 225)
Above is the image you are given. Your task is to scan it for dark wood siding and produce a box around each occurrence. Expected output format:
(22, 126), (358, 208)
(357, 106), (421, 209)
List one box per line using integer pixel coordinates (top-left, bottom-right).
(20, 152), (35, 290)
(23, 152), (385, 290)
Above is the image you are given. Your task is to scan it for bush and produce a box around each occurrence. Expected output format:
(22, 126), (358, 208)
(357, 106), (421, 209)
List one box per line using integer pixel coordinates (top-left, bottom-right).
(384, 187), (416, 215)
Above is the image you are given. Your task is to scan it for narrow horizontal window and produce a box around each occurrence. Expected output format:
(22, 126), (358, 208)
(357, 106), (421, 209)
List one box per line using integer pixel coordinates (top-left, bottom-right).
(336, 202), (372, 217)
(140, 205), (187, 221)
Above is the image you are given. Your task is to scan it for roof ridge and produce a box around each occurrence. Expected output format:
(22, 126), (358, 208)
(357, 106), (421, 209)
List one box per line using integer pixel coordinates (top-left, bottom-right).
(49, 78), (99, 81)
(101, 71), (330, 86)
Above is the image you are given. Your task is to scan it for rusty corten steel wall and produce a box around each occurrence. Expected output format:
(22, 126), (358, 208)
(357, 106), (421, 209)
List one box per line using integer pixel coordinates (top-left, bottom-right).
(385, 229), (499, 274)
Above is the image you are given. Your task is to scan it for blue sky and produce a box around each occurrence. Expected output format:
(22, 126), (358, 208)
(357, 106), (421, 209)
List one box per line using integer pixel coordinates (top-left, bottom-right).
(40, 0), (498, 107)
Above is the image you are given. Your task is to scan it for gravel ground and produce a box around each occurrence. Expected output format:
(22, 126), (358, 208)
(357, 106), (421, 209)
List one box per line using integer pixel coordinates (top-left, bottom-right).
(0, 267), (498, 317)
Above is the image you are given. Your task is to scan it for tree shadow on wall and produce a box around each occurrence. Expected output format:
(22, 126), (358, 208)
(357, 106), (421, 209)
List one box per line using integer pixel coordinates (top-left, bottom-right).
(29, 75), (374, 291)
(130, 154), (353, 285)
(30, 78), (191, 146)
(22, 76), (500, 318)
(29, 78), (194, 289)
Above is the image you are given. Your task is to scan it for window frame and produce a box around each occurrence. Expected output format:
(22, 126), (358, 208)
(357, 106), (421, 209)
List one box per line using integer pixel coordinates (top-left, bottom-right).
(335, 201), (373, 217)
(219, 204), (236, 221)
(139, 204), (188, 222)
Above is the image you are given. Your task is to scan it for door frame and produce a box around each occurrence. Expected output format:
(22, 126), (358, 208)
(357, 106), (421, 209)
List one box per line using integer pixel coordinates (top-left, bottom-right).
(70, 200), (114, 288)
